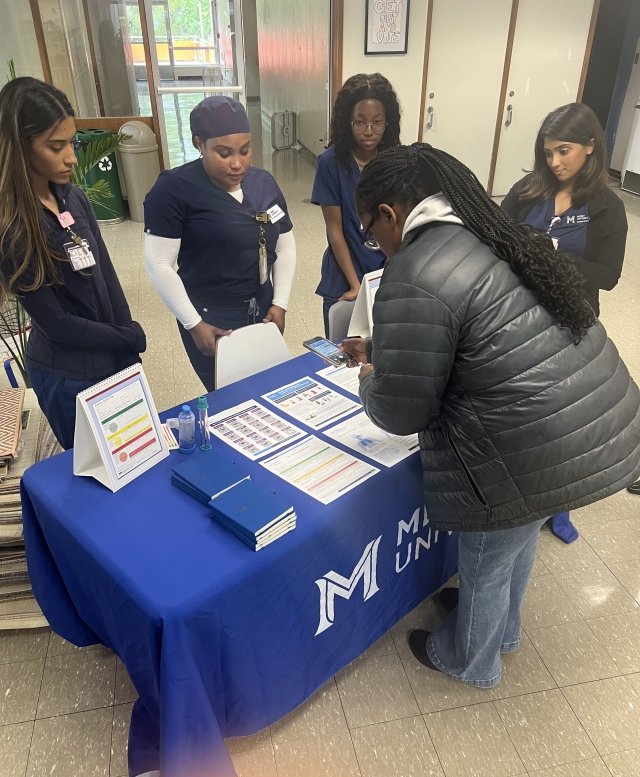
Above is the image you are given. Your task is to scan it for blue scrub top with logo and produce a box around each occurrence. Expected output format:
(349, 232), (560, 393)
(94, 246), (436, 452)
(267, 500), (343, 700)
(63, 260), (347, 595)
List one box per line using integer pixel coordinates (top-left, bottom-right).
(311, 146), (385, 300)
(144, 160), (292, 305)
(524, 198), (589, 257)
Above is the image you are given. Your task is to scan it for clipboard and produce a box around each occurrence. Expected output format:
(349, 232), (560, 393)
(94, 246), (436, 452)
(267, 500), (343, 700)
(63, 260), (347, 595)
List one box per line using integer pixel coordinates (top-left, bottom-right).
(347, 269), (384, 338)
(73, 363), (168, 492)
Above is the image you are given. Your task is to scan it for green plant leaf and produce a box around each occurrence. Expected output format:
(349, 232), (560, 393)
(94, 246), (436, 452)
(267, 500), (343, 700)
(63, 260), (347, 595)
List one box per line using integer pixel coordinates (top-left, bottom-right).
(71, 133), (131, 186)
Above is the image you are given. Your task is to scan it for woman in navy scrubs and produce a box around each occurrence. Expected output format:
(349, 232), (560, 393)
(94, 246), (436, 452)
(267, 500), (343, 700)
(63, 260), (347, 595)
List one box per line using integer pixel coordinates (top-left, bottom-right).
(312, 74), (401, 336)
(502, 102), (628, 542)
(0, 78), (146, 450)
(144, 96), (296, 390)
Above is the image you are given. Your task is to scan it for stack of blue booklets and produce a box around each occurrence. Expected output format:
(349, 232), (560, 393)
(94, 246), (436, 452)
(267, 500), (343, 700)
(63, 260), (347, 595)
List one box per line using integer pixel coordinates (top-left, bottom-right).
(171, 451), (296, 550)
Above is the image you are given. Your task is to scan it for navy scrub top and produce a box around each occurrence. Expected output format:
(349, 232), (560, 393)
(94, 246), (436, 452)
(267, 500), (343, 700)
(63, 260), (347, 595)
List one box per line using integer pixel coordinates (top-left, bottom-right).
(311, 146), (385, 300)
(524, 198), (589, 257)
(144, 160), (293, 305)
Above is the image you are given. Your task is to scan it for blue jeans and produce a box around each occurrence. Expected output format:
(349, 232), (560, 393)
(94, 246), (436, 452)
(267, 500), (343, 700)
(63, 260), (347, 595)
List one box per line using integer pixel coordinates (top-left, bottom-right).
(427, 517), (546, 688)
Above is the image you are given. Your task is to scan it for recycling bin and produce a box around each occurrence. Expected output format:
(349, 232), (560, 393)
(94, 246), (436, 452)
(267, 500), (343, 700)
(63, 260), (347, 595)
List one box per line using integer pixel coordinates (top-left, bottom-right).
(118, 121), (160, 223)
(75, 129), (126, 224)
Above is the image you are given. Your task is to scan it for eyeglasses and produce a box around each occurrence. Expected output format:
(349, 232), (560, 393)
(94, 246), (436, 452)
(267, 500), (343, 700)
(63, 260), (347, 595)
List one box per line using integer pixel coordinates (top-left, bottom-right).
(351, 120), (387, 135)
(360, 214), (380, 251)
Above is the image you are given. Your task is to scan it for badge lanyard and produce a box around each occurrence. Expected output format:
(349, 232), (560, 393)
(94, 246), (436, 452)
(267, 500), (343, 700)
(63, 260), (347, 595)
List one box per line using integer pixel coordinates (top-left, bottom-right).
(56, 210), (96, 271)
(255, 211), (269, 285)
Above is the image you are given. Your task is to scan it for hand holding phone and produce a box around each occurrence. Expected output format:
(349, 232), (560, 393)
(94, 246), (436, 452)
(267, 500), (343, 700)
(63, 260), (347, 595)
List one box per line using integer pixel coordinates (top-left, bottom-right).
(302, 336), (350, 366)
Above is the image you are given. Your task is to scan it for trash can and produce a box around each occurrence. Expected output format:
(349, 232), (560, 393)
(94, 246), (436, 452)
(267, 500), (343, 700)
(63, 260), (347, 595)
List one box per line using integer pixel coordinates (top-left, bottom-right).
(118, 121), (160, 223)
(75, 129), (126, 224)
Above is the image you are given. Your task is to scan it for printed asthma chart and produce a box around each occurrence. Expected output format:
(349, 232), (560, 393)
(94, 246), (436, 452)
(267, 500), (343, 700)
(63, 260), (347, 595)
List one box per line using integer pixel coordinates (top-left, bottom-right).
(262, 377), (359, 430)
(323, 411), (419, 467)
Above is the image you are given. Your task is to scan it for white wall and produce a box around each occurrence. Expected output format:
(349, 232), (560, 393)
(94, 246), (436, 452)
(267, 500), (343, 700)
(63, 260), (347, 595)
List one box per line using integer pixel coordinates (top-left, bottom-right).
(0, 1), (44, 80)
(242, 0), (261, 99)
(341, 0), (429, 144)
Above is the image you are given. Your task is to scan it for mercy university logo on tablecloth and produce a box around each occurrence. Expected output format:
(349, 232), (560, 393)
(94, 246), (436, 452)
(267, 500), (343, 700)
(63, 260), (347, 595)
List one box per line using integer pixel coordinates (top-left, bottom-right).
(314, 505), (448, 635)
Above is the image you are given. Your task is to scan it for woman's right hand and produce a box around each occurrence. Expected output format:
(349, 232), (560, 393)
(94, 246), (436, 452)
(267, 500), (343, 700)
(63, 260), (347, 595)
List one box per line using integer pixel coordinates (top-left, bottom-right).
(340, 337), (368, 367)
(339, 285), (360, 302)
(189, 320), (232, 357)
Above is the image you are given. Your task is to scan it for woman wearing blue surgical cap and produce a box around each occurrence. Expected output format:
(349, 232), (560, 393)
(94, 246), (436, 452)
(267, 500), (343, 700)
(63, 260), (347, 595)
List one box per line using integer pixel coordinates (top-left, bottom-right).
(143, 96), (296, 390)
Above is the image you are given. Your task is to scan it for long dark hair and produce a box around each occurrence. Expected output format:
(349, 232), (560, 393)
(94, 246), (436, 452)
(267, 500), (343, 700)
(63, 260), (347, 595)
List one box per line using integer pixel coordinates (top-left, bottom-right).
(520, 102), (609, 206)
(356, 143), (596, 338)
(0, 77), (75, 303)
(329, 73), (401, 171)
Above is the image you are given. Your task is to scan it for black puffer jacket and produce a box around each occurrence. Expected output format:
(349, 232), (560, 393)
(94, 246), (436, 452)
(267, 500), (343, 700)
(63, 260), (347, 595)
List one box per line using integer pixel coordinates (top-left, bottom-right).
(359, 221), (640, 532)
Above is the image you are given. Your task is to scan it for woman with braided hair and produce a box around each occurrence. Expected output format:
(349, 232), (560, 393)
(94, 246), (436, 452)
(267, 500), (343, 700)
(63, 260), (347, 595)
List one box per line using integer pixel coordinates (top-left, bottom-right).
(341, 143), (640, 688)
(311, 73), (401, 335)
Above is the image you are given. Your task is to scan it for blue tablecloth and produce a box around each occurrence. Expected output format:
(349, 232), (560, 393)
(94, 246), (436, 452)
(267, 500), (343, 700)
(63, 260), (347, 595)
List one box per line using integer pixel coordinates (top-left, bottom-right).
(21, 353), (458, 777)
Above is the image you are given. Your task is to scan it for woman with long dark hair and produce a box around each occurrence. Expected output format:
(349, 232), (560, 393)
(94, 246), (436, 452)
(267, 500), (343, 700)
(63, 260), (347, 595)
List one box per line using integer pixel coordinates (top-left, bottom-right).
(502, 102), (628, 540)
(312, 73), (401, 335)
(0, 77), (145, 449)
(341, 143), (640, 689)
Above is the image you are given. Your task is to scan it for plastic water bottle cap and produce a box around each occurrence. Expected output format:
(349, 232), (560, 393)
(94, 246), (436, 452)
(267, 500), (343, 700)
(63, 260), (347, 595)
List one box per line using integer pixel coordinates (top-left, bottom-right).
(182, 405), (191, 413)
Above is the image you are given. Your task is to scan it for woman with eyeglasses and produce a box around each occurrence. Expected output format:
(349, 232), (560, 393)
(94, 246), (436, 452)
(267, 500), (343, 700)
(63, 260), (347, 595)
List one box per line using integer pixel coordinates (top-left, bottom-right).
(502, 103), (628, 542)
(311, 73), (401, 336)
(0, 77), (145, 449)
(341, 142), (640, 688)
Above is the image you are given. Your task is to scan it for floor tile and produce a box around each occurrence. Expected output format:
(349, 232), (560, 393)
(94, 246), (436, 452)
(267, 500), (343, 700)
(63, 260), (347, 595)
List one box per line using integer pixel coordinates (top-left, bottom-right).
(586, 611), (640, 673)
(0, 629), (49, 665)
(26, 707), (113, 777)
(535, 532), (601, 574)
(527, 757), (614, 777)
(570, 497), (628, 528)
(270, 678), (347, 743)
(527, 620), (619, 686)
(492, 632), (557, 699)
(351, 716), (444, 777)
(554, 563), (639, 618)
(336, 654), (419, 728)
(521, 575), (582, 630)
(425, 701), (524, 777)
(562, 676), (640, 755)
(36, 650), (116, 718)
(114, 659), (137, 705)
(226, 727), (271, 754)
(273, 728), (361, 777)
(603, 748), (640, 777)
(47, 633), (111, 658)
(494, 689), (597, 771)
(231, 745), (277, 777)
(0, 659), (44, 726)
(0, 720), (33, 777)
(608, 559), (640, 602)
(110, 702), (132, 777)
(578, 520), (640, 564)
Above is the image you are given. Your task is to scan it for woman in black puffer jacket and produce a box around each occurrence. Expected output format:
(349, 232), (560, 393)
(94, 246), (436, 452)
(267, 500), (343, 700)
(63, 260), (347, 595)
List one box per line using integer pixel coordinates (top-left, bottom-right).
(341, 143), (640, 689)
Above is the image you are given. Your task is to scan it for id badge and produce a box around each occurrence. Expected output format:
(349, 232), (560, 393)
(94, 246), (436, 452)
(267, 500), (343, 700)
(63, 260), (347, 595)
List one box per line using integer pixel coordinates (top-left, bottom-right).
(266, 204), (285, 224)
(259, 244), (269, 284)
(63, 240), (96, 271)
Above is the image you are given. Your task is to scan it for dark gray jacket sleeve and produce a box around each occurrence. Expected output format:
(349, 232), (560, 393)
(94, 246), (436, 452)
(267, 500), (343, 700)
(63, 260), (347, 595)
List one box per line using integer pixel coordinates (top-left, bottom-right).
(359, 278), (459, 436)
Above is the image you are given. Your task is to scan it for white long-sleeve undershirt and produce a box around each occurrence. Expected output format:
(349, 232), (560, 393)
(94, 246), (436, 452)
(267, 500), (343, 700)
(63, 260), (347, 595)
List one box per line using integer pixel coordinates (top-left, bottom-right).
(143, 229), (296, 330)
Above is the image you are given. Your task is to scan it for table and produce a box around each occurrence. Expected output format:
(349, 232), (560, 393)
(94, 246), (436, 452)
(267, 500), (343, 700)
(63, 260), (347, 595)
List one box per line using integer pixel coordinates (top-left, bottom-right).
(21, 353), (458, 777)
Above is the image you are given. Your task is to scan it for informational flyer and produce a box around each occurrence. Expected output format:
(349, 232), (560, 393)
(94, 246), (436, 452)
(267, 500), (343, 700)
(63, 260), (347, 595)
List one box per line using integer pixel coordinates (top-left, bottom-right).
(323, 411), (419, 467)
(207, 399), (306, 460)
(73, 364), (168, 492)
(316, 363), (361, 397)
(260, 435), (379, 504)
(262, 377), (360, 430)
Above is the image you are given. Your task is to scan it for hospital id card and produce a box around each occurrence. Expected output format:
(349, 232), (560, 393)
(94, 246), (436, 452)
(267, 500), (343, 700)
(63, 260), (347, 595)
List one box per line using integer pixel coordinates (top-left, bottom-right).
(64, 240), (96, 271)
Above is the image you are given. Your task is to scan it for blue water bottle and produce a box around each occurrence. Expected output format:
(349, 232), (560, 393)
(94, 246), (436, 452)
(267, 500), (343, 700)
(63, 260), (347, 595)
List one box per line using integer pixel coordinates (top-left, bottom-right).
(178, 404), (196, 454)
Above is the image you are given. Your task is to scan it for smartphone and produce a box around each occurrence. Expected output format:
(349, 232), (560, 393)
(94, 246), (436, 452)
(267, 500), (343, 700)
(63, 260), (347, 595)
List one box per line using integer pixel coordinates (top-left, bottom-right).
(302, 336), (350, 366)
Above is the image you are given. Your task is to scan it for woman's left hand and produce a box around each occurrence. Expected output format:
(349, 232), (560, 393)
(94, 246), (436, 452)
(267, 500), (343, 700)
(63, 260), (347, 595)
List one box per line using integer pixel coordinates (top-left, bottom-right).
(263, 305), (286, 333)
(359, 364), (373, 381)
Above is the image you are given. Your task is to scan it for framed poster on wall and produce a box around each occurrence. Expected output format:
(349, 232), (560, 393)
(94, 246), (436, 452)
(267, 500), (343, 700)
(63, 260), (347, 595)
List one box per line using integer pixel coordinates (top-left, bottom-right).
(365, 0), (410, 55)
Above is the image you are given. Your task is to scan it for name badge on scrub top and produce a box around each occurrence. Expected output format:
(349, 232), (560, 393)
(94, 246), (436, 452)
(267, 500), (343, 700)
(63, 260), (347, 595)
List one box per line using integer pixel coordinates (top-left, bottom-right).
(266, 204), (285, 224)
(57, 211), (75, 229)
(63, 240), (96, 271)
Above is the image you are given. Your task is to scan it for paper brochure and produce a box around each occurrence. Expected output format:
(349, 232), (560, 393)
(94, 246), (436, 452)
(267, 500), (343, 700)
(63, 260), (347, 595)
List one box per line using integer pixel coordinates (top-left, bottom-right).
(315, 363), (361, 397)
(73, 364), (168, 491)
(262, 377), (360, 430)
(323, 411), (419, 467)
(347, 268), (383, 338)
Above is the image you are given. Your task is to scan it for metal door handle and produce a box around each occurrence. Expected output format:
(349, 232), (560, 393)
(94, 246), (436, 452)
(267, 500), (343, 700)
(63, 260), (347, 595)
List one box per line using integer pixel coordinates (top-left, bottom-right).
(426, 106), (434, 130)
(504, 104), (513, 127)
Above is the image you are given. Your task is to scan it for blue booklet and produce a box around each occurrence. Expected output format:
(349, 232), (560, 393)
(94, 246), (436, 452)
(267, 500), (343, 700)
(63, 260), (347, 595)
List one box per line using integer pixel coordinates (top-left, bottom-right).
(208, 478), (294, 538)
(172, 450), (249, 504)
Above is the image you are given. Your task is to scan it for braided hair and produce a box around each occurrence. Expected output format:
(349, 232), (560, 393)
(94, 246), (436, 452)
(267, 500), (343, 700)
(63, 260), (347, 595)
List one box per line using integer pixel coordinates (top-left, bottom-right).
(329, 73), (401, 171)
(356, 143), (596, 338)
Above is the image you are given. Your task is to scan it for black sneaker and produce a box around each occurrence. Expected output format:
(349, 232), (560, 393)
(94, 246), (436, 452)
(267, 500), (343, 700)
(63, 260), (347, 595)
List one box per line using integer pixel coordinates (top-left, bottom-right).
(627, 480), (640, 495)
(437, 586), (459, 612)
(408, 630), (440, 672)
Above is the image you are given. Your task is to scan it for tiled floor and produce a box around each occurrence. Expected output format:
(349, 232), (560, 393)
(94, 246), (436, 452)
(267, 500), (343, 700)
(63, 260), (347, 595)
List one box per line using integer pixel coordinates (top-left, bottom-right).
(2, 129), (640, 776)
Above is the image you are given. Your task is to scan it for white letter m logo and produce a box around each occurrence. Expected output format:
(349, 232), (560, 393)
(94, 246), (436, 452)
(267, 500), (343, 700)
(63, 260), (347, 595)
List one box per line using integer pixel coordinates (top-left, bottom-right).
(314, 536), (381, 635)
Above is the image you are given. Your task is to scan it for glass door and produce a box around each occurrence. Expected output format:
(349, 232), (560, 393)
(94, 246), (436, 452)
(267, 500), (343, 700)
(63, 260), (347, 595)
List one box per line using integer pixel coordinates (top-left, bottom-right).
(141, 0), (246, 168)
